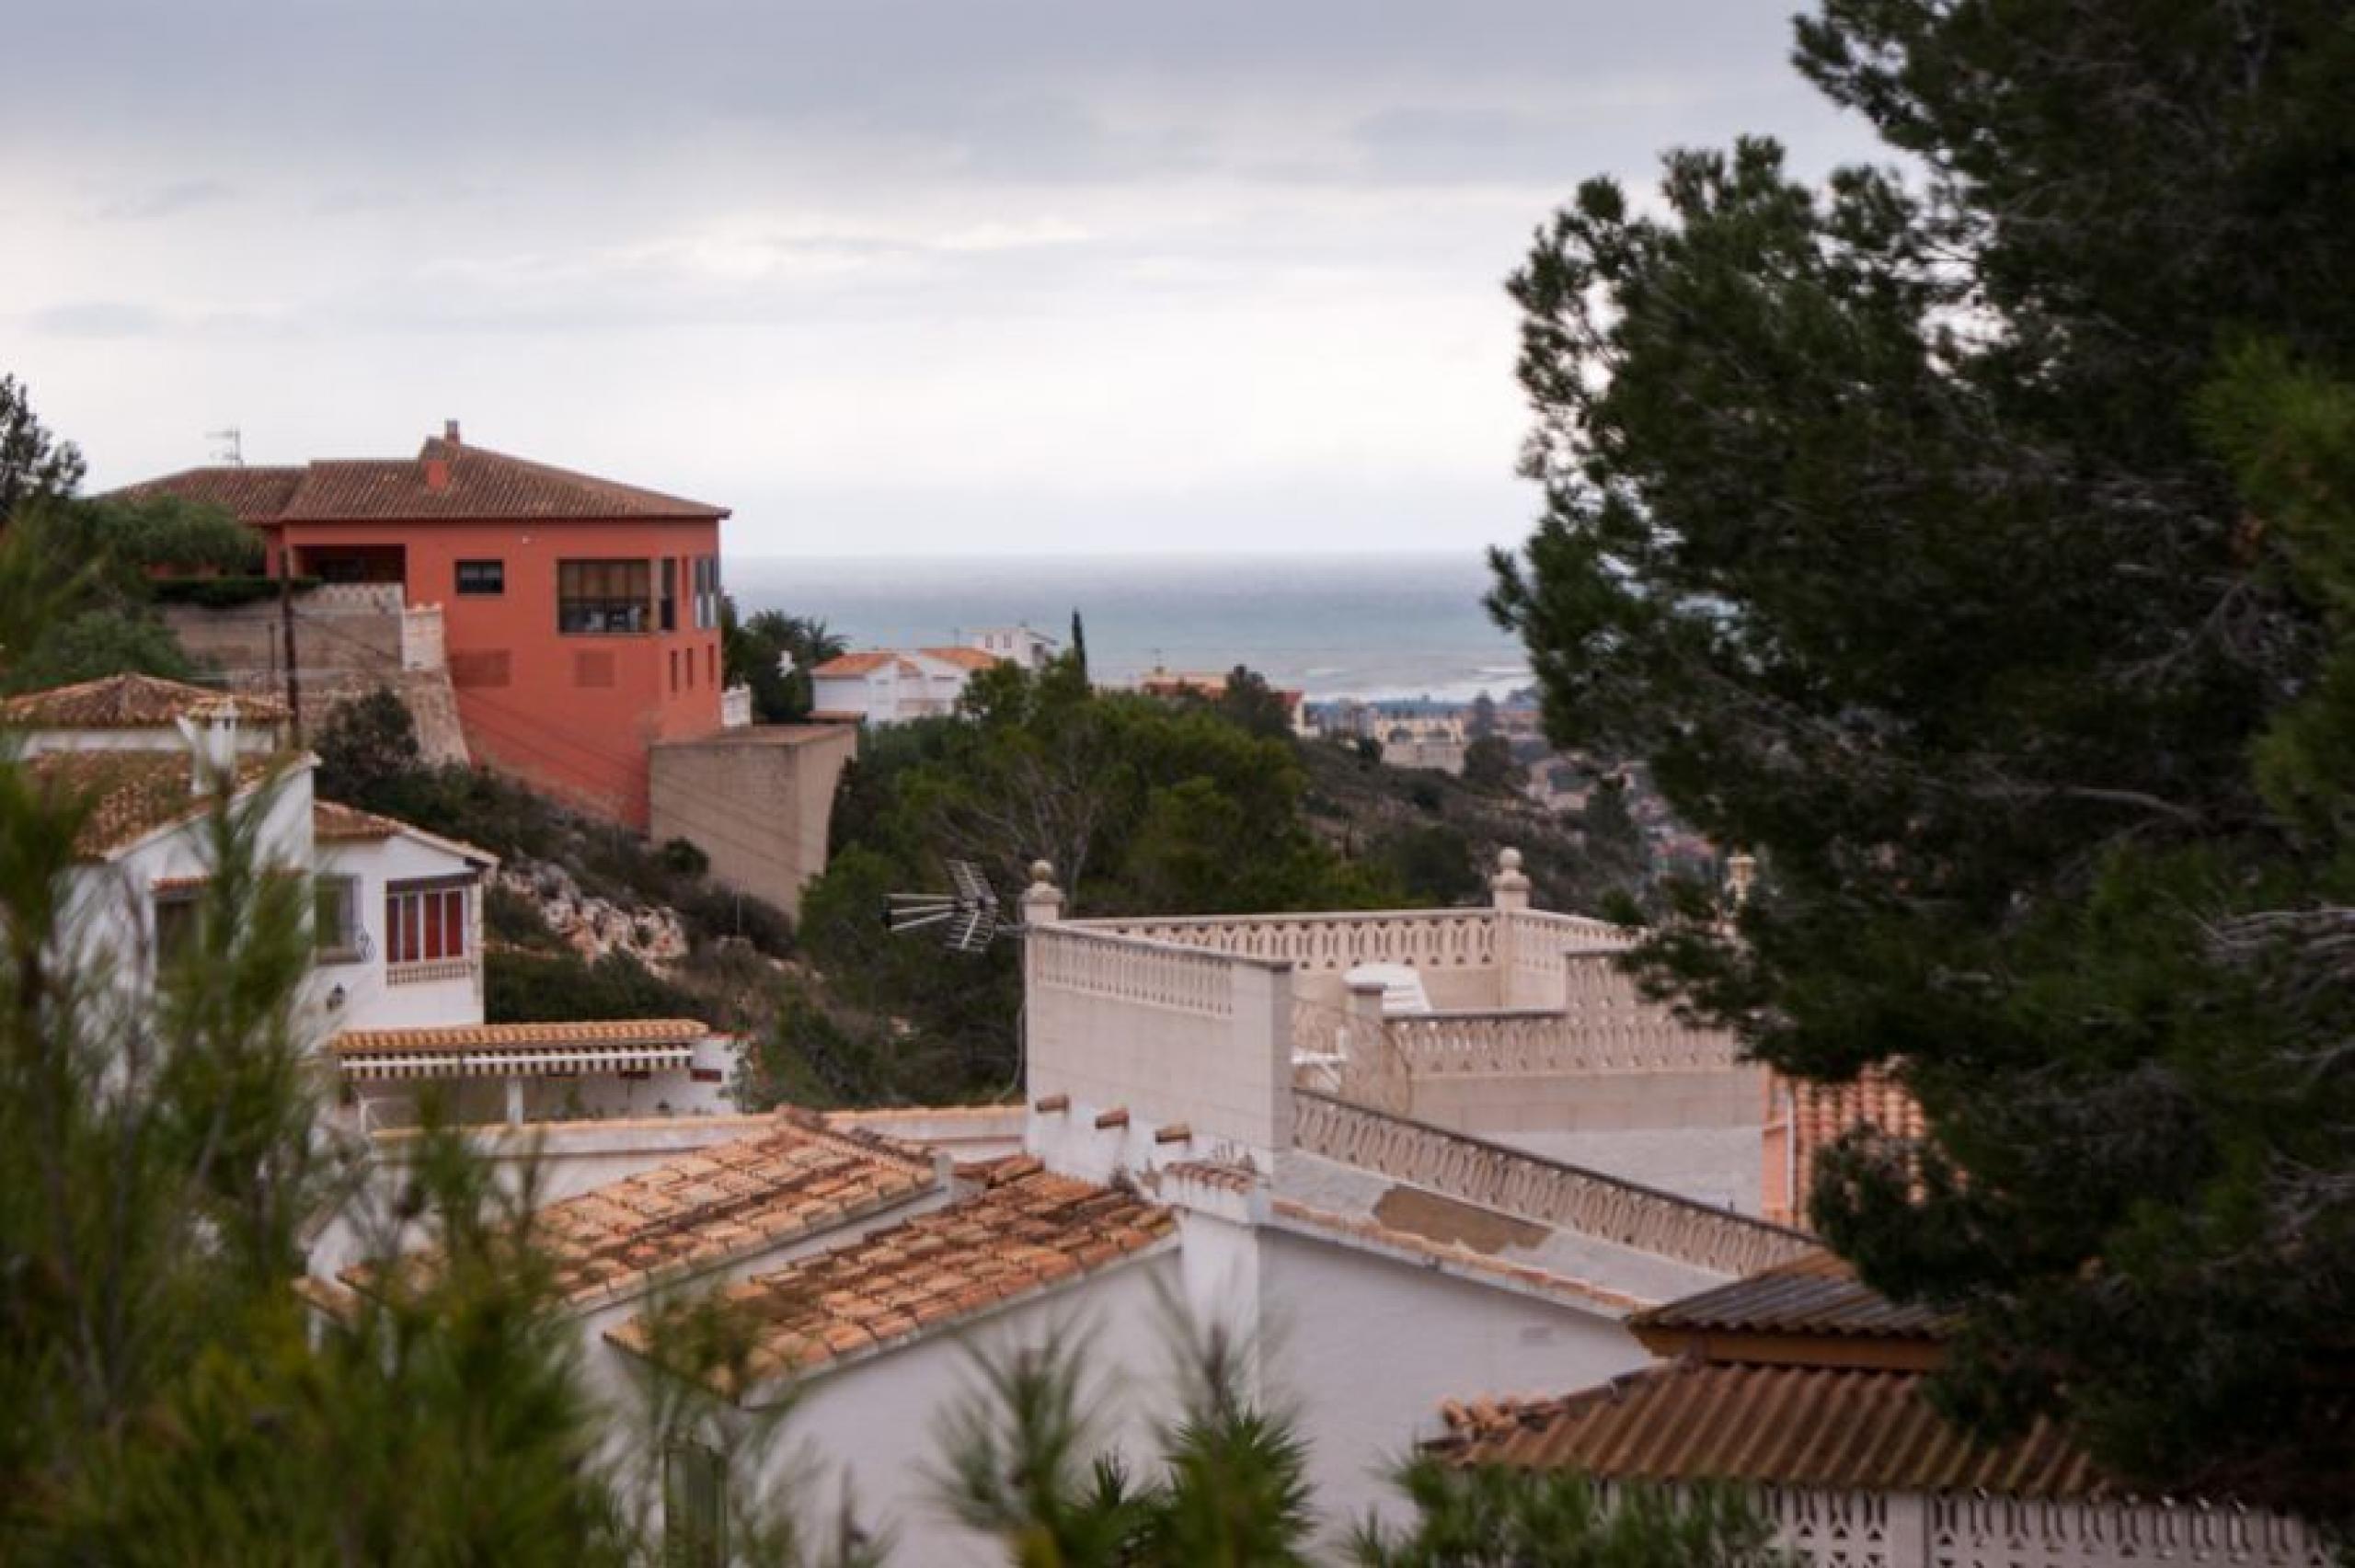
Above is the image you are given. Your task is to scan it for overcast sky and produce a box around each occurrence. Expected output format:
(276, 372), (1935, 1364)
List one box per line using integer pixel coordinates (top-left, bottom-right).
(4, 2), (1874, 556)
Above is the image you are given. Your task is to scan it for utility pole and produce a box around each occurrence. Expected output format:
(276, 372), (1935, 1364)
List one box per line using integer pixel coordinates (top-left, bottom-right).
(279, 541), (303, 744)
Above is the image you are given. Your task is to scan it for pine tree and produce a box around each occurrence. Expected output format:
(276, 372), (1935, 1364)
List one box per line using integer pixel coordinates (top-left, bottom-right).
(1490, 0), (2355, 1515)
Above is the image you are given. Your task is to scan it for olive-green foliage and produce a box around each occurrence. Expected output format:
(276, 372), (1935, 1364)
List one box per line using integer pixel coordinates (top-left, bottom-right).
(935, 1320), (1786, 1568)
(0, 372), (85, 519)
(487, 948), (703, 1025)
(1490, 0), (2355, 1516)
(935, 1324), (1316, 1568)
(1352, 1462), (1789, 1568)
(0, 380), (254, 693)
(0, 762), (625, 1562)
(722, 600), (844, 724)
(1369, 822), (1486, 907)
(798, 657), (1396, 1099)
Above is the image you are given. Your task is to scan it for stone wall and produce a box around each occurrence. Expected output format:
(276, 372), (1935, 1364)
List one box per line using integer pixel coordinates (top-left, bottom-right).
(161, 589), (469, 765)
(646, 723), (856, 922)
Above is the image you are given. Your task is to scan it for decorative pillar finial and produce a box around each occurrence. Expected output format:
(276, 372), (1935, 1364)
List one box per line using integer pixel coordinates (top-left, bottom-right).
(1490, 845), (1531, 911)
(1022, 860), (1064, 924)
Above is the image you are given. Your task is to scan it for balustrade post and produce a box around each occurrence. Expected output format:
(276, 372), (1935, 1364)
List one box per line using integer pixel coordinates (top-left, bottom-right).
(1021, 861), (1063, 926)
(1489, 846), (1531, 912)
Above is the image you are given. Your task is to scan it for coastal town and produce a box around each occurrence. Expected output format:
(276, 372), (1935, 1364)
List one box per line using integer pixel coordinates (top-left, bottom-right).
(4, 1), (2349, 1564)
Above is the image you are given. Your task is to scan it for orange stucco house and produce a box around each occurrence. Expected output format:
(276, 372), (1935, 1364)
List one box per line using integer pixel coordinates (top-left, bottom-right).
(120, 425), (729, 827)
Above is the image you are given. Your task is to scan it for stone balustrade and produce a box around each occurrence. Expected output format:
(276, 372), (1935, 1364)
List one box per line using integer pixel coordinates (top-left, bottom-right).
(1029, 925), (1254, 1019)
(1075, 908), (1501, 973)
(1384, 1007), (1739, 1078)
(1291, 1091), (1812, 1276)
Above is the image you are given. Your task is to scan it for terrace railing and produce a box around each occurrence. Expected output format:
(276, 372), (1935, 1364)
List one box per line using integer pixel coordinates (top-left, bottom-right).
(1074, 908), (1500, 975)
(1291, 1091), (1812, 1276)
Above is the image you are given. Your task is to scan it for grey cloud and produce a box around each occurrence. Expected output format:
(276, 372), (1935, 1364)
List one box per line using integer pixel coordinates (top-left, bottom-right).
(96, 177), (236, 221)
(29, 300), (170, 338)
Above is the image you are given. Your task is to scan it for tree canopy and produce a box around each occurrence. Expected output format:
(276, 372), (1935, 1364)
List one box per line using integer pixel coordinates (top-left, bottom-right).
(792, 657), (1396, 1098)
(1490, 0), (2354, 1516)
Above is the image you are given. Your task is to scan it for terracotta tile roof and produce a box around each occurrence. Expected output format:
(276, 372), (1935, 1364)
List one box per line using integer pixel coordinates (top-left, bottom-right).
(333, 1018), (709, 1057)
(111, 464), (307, 522)
(810, 651), (898, 678)
(344, 1114), (941, 1310)
(1270, 1197), (1648, 1315)
(110, 437), (724, 524)
(23, 750), (285, 860)
(917, 647), (1001, 671)
(312, 798), (497, 864)
(1, 673), (289, 730)
(1776, 1068), (1927, 1227)
(609, 1157), (1175, 1388)
(1431, 1359), (2111, 1498)
(1633, 1248), (1948, 1345)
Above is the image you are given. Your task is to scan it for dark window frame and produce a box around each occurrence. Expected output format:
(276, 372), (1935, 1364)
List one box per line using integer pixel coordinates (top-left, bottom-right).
(557, 558), (652, 635)
(315, 874), (365, 964)
(454, 559), (505, 596)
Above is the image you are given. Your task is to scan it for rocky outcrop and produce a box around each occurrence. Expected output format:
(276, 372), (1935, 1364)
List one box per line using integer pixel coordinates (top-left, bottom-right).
(499, 859), (688, 968)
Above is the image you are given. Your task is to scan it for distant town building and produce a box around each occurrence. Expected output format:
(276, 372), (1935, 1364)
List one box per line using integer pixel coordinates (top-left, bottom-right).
(808, 646), (1001, 725)
(114, 424), (730, 828)
(1134, 666), (1308, 732)
(966, 624), (1060, 671)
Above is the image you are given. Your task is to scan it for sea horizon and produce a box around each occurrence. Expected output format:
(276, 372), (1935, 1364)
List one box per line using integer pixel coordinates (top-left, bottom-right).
(728, 549), (1534, 705)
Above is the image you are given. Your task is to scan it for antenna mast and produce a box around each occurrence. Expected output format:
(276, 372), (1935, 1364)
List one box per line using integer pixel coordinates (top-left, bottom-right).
(205, 427), (243, 465)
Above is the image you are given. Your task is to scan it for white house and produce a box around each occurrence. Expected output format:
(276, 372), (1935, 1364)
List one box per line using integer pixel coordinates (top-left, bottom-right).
(808, 647), (999, 725)
(3, 673), (740, 1131)
(966, 624), (1059, 672)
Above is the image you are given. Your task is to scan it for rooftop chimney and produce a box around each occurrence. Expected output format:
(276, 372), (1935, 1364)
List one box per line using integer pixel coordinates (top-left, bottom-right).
(423, 458), (451, 493)
(176, 704), (242, 796)
(443, 419), (462, 445)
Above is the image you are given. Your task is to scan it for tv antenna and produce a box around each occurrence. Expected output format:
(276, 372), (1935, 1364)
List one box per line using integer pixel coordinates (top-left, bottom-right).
(884, 858), (1024, 953)
(206, 427), (243, 465)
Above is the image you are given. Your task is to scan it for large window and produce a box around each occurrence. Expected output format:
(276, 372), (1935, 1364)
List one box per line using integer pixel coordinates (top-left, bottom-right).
(385, 879), (468, 967)
(315, 876), (364, 963)
(455, 559), (505, 596)
(557, 559), (651, 635)
(660, 556), (677, 633)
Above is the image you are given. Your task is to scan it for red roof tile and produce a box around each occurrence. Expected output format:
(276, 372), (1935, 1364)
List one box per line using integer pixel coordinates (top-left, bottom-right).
(2, 673), (288, 729)
(608, 1160), (1174, 1388)
(111, 465), (307, 522)
(312, 798), (497, 864)
(23, 750), (287, 860)
(809, 651), (900, 678)
(343, 1114), (941, 1310)
(917, 647), (1001, 671)
(1433, 1360), (2112, 1498)
(109, 436), (724, 524)
(1632, 1248), (1948, 1345)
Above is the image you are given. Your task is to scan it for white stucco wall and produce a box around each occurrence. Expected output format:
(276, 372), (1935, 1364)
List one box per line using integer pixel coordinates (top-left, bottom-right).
(1259, 1228), (1652, 1546)
(1024, 931), (1292, 1162)
(58, 765), (319, 1035)
(706, 1253), (1183, 1566)
(313, 830), (487, 1034)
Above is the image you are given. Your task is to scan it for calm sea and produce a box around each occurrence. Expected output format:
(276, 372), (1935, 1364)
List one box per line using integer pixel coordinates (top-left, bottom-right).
(727, 552), (1533, 704)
